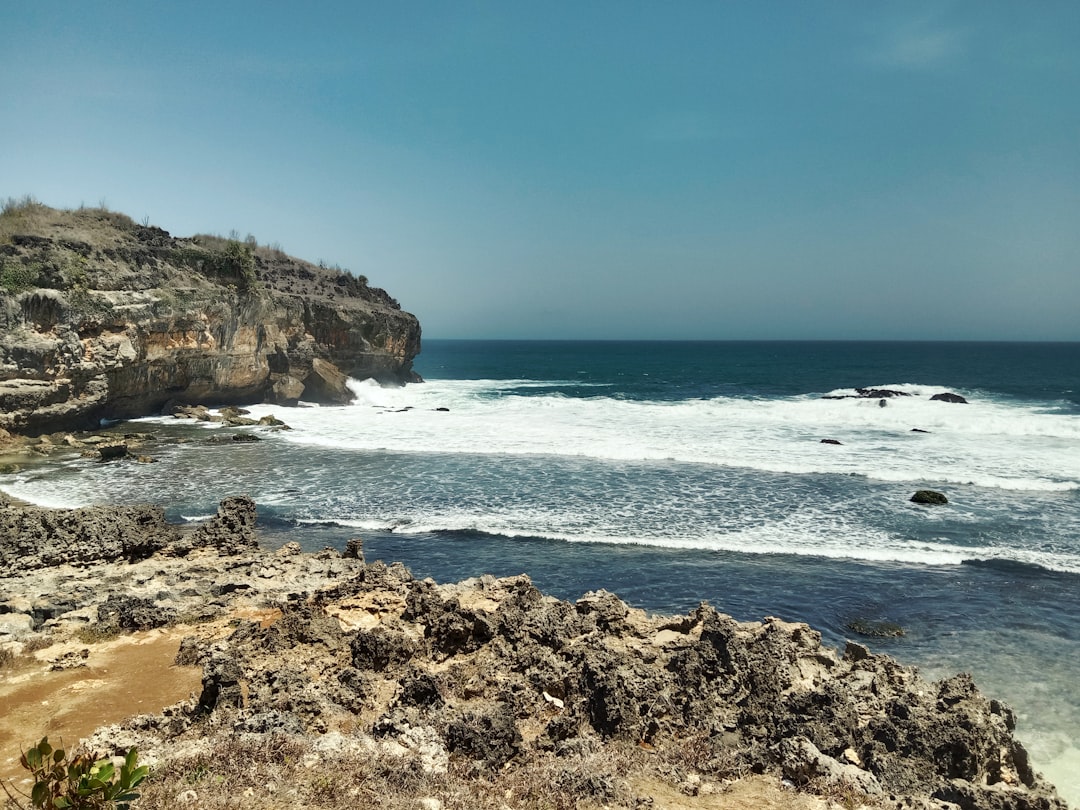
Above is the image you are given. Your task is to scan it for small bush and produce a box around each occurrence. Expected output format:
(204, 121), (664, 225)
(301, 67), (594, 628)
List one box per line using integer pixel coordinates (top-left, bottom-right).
(2, 737), (148, 810)
(0, 260), (40, 294)
(74, 624), (122, 644)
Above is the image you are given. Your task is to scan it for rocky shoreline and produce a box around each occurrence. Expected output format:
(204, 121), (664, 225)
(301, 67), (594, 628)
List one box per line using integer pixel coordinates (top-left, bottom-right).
(0, 495), (1069, 809)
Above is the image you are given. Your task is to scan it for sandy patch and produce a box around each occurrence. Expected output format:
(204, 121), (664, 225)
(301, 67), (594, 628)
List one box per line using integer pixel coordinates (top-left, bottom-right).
(0, 627), (202, 785)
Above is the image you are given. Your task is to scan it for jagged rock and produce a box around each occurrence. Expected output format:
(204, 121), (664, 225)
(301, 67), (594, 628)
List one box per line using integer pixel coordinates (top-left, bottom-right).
(445, 703), (523, 769)
(198, 653), (245, 712)
(911, 490), (949, 505)
(181, 495), (258, 555)
(0, 203), (421, 434)
(0, 502), (175, 573)
(0, 495), (1068, 810)
(823, 388), (912, 400)
(97, 595), (176, 631)
(96, 442), (129, 460)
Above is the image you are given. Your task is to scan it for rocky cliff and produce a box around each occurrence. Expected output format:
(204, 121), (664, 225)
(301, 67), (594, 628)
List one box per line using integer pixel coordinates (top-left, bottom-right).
(0, 200), (421, 433)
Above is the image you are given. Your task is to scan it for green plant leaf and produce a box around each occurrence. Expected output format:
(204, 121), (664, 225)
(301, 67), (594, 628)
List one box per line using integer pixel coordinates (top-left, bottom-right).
(31, 780), (49, 806)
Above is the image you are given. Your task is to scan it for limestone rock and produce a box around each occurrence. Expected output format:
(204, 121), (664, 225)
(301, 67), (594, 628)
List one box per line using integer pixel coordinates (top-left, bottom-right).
(0, 203), (421, 433)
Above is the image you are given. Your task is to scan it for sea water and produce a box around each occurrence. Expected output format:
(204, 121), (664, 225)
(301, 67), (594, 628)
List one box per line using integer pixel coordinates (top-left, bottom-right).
(3, 340), (1078, 803)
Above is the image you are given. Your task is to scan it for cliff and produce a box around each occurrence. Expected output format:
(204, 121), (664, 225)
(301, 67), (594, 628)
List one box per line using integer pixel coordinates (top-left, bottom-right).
(0, 496), (1069, 810)
(0, 199), (421, 434)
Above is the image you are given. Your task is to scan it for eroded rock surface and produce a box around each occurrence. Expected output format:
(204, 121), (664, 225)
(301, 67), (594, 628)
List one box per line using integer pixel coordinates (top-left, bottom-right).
(0, 497), (1068, 810)
(0, 203), (421, 433)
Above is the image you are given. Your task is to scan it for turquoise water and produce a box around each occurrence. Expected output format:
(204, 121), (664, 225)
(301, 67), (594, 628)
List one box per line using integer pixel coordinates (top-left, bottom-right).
(4, 339), (1079, 802)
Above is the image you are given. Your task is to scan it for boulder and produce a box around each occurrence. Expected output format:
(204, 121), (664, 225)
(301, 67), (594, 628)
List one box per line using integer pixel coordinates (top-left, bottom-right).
(303, 358), (353, 405)
(911, 490), (949, 505)
(931, 392), (969, 404)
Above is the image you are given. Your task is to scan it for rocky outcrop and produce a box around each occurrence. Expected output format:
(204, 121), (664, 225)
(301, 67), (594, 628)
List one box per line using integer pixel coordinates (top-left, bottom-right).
(0, 203), (421, 433)
(823, 388), (913, 400)
(0, 497), (1067, 810)
(912, 489), (949, 505)
(931, 392), (969, 404)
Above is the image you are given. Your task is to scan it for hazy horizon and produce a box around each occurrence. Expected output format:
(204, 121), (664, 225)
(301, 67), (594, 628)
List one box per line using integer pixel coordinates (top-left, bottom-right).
(2, 3), (1078, 342)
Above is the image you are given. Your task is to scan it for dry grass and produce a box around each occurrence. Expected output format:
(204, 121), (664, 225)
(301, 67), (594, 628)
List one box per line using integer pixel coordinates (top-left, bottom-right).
(0, 196), (136, 250)
(129, 733), (658, 810)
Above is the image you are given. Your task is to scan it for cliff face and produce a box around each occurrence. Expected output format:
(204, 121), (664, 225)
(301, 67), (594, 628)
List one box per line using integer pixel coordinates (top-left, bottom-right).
(0, 202), (421, 433)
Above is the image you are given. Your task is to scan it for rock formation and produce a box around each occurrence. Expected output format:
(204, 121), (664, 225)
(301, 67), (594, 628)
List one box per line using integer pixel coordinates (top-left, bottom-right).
(0, 496), (1068, 809)
(0, 201), (421, 433)
(911, 490), (949, 505)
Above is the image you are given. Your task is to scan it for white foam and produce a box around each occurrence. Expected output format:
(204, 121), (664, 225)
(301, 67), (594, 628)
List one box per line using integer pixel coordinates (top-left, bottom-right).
(236, 379), (1080, 493)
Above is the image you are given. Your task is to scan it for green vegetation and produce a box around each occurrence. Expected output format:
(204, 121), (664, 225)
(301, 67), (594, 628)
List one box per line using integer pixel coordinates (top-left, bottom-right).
(185, 236), (258, 291)
(73, 624), (122, 645)
(0, 260), (41, 294)
(2, 738), (148, 810)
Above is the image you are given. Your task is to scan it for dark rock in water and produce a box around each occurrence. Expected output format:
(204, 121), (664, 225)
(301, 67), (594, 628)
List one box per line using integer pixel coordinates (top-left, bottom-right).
(96, 442), (129, 461)
(878, 398), (887, 408)
(823, 387), (911, 400)
(931, 392), (969, 404)
(859, 388), (910, 398)
(846, 618), (906, 638)
(820, 438), (843, 445)
(911, 428), (930, 433)
(435, 407), (450, 412)
(911, 490), (949, 505)
(205, 432), (260, 444)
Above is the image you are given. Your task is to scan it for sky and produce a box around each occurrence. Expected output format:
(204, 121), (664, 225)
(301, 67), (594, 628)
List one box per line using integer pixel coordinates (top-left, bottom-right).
(2, 2), (1078, 341)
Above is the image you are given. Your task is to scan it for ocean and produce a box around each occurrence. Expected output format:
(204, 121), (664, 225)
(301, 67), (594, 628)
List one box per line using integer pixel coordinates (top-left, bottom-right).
(4, 339), (1079, 803)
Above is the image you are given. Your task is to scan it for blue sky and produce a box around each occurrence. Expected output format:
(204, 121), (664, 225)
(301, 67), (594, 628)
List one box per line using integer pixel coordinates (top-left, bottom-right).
(2, 2), (1078, 340)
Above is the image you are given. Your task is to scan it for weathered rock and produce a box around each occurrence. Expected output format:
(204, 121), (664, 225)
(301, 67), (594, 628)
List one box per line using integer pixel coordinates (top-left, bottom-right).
(911, 490), (949, 505)
(97, 594), (177, 631)
(445, 703), (523, 769)
(198, 653), (245, 712)
(0, 203), (421, 434)
(823, 388), (912, 400)
(177, 495), (258, 555)
(0, 496), (1069, 810)
(0, 502), (175, 573)
(931, 392), (969, 404)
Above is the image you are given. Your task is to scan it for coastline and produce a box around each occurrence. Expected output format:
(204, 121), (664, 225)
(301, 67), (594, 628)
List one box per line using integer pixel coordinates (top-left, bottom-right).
(0, 493), (1071, 809)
